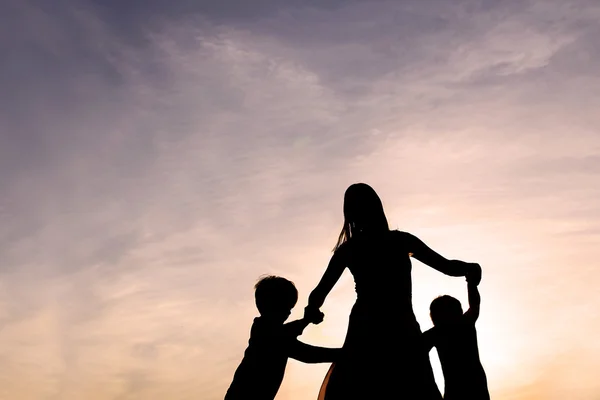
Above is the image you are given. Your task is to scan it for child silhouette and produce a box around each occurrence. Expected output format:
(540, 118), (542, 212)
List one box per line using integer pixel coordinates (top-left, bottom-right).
(422, 267), (490, 400)
(225, 276), (339, 400)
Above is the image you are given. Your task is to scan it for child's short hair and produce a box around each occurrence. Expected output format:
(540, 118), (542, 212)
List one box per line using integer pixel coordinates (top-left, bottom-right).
(254, 275), (298, 315)
(430, 295), (463, 326)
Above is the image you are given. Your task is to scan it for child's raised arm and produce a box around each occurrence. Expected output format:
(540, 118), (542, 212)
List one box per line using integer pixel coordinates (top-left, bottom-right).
(421, 328), (436, 352)
(464, 282), (481, 323)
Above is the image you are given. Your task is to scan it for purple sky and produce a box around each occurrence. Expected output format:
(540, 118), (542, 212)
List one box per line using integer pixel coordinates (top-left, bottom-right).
(1, 0), (600, 399)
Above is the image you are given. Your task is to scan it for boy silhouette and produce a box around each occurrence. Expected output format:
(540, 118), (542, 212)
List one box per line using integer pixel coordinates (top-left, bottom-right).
(225, 276), (340, 400)
(423, 268), (490, 400)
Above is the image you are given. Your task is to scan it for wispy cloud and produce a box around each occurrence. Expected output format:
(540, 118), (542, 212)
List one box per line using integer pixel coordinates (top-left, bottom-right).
(1, 0), (599, 399)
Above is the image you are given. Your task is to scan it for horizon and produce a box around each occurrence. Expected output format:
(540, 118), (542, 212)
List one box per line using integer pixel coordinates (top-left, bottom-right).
(2, 0), (600, 399)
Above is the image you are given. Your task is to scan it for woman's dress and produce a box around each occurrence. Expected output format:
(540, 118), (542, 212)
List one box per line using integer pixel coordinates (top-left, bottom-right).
(318, 231), (442, 400)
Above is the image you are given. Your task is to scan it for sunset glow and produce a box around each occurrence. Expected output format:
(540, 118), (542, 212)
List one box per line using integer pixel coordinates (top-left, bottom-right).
(2, 0), (600, 399)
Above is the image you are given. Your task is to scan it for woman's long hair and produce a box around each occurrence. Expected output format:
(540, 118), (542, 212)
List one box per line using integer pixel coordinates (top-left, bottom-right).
(333, 183), (390, 252)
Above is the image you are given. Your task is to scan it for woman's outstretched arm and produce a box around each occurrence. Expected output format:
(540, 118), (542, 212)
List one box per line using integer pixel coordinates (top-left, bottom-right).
(402, 231), (478, 277)
(307, 245), (348, 311)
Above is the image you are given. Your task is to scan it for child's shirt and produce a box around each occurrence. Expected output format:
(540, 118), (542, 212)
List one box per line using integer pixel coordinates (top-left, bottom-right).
(225, 317), (335, 400)
(423, 315), (490, 400)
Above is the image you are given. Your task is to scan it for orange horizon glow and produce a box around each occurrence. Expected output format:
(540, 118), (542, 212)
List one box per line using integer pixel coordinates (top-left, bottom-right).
(2, 0), (600, 399)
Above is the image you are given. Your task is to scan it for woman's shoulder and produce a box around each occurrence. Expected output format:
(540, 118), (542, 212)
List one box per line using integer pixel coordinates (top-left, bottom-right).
(334, 239), (352, 255)
(388, 230), (419, 252)
(389, 229), (413, 240)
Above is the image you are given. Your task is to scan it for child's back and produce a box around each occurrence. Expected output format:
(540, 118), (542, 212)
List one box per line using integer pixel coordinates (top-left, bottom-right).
(424, 278), (490, 400)
(226, 316), (299, 400)
(427, 314), (489, 399)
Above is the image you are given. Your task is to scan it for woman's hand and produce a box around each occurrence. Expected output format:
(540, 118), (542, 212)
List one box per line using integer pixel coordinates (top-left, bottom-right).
(304, 305), (324, 325)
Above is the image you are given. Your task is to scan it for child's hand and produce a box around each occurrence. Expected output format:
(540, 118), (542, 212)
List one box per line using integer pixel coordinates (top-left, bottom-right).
(304, 306), (324, 324)
(466, 263), (482, 286)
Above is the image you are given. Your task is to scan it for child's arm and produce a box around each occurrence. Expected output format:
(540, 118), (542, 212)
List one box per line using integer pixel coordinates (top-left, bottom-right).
(283, 318), (311, 338)
(288, 340), (342, 363)
(464, 282), (481, 323)
(421, 328), (436, 352)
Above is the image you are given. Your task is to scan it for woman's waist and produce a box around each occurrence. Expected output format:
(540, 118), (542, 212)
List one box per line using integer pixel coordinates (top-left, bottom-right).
(354, 292), (413, 308)
(352, 299), (417, 323)
(354, 281), (410, 298)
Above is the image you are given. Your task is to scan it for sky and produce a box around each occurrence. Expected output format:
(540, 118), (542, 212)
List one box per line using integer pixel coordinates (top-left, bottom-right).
(1, 0), (600, 399)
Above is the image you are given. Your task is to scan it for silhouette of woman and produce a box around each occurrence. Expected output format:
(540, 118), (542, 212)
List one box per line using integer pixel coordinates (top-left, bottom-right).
(305, 183), (481, 399)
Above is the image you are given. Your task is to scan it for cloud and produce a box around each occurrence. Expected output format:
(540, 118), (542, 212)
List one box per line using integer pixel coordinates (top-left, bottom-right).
(1, 0), (600, 398)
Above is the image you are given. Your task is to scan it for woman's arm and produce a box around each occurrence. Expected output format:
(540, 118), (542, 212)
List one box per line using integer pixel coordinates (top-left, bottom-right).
(306, 245), (348, 311)
(402, 232), (477, 277)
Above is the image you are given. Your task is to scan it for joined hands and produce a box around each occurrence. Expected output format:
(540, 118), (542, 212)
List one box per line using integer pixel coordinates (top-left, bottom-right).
(466, 263), (482, 286)
(304, 306), (324, 325)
